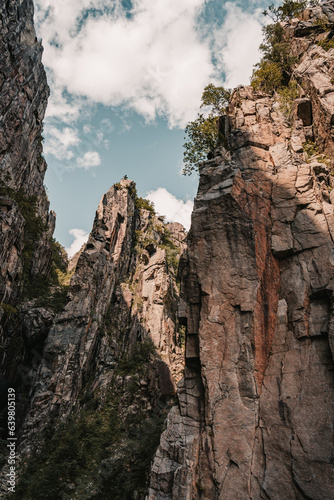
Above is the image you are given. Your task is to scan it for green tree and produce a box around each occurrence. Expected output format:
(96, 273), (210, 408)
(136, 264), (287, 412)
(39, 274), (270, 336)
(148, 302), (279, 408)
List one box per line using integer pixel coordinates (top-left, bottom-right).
(263, 1), (308, 21)
(251, 60), (283, 94)
(182, 84), (230, 175)
(251, 20), (294, 91)
(251, 0), (320, 93)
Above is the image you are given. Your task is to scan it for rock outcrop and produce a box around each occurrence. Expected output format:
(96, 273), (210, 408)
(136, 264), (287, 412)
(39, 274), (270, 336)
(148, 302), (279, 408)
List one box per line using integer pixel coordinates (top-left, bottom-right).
(0, 0), (53, 301)
(18, 180), (185, 457)
(0, 177), (184, 498)
(0, 0), (55, 384)
(148, 5), (334, 499)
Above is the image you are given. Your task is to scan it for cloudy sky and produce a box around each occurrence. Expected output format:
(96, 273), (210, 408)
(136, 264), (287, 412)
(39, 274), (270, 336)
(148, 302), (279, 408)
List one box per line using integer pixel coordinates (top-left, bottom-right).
(33, 0), (278, 257)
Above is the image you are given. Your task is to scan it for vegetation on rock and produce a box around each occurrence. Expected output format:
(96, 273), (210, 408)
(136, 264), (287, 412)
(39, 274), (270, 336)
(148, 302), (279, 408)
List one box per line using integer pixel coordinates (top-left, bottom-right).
(159, 227), (180, 276)
(135, 196), (155, 215)
(318, 36), (334, 51)
(263, 1), (319, 22)
(251, 19), (295, 92)
(10, 341), (168, 500)
(0, 178), (47, 292)
(251, 1), (321, 93)
(277, 80), (300, 122)
(0, 176), (70, 312)
(182, 84), (230, 175)
(22, 238), (70, 313)
(116, 180), (155, 215)
(303, 140), (332, 166)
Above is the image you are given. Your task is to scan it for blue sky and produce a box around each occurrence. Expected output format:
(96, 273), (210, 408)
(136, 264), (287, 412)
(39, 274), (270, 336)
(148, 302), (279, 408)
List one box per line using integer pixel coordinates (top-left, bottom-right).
(33, 0), (279, 256)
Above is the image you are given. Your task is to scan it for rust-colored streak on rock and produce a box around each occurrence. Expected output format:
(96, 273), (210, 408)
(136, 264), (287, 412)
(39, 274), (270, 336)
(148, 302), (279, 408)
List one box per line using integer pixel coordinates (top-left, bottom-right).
(231, 155), (281, 390)
(253, 253), (280, 389)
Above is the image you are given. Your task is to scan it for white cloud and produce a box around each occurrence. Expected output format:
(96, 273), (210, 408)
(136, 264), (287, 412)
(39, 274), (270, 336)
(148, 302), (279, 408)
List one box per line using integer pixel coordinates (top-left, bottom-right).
(100, 118), (114, 133)
(43, 126), (80, 160)
(212, 3), (264, 89)
(76, 151), (101, 169)
(34, 0), (215, 127)
(83, 124), (92, 134)
(34, 1), (268, 167)
(34, 0), (269, 131)
(146, 188), (193, 230)
(45, 86), (82, 123)
(66, 228), (89, 258)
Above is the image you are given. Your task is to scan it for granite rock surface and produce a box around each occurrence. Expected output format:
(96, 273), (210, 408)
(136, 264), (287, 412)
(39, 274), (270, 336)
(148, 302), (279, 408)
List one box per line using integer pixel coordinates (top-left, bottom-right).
(148, 5), (334, 497)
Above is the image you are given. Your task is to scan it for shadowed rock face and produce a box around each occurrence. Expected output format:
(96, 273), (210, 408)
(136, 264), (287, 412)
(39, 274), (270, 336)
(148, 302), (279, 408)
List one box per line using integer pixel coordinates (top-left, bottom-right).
(0, 0), (54, 305)
(0, 0), (55, 398)
(0, 0), (49, 195)
(148, 6), (334, 497)
(0, 175), (186, 496)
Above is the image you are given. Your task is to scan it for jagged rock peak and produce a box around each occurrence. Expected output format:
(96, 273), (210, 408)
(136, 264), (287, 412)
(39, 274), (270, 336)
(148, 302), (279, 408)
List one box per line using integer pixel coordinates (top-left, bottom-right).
(17, 180), (186, 466)
(0, 174), (186, 496)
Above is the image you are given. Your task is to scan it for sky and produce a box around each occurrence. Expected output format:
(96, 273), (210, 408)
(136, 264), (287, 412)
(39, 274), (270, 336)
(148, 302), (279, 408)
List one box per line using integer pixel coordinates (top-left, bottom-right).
(33, 0), (279, 257)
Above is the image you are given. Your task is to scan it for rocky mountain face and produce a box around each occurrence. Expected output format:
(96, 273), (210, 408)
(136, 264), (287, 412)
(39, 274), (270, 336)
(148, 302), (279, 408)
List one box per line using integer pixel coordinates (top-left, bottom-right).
(148, 4), (334, 499)
(0, 2), (186, 498)
(0, 0), (54, 380)
(0, 0), (54, 292)
(8, 180), (186, 499)
(18, 180), (186, 455)
(2, 0), (334, 499)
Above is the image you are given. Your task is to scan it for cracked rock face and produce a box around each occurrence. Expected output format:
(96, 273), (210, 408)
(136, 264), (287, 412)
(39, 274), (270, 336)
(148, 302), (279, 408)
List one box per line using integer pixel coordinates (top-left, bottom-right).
(148, 10), (334, 495)
(0, 0), (55, 392)
(0, 0), (53, 305)
(2, 1), (334, 498)
(18, 180), (186, 456)
(0, 0), (49, 196)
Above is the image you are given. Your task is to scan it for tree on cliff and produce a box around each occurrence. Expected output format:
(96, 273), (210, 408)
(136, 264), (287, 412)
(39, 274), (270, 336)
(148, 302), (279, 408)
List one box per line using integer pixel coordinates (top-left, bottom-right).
(251, 0), (320, 92)
(182, 84), (230, 175)
(263, 1), (319, 22)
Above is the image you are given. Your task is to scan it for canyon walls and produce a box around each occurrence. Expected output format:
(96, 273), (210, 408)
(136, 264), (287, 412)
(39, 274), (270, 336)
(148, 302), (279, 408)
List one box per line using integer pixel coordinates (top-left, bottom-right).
(1, 1), (334, 499)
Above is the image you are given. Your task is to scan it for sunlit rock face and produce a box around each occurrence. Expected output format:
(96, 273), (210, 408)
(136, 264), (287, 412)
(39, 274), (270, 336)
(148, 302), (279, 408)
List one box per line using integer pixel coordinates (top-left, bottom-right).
(18, 179), (186, 456)
(148, 5), (334, 499)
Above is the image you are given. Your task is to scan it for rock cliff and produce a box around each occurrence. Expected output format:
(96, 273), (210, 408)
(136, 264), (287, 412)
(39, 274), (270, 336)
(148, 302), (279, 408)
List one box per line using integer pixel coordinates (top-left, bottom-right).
(148, 3), (334, 499)
(2, 0), (334, 499)
(0, 0), (53, 298)
(9, 181), (186, 499)
(0, 0), (55, 382)
(18, 180), (185, 452)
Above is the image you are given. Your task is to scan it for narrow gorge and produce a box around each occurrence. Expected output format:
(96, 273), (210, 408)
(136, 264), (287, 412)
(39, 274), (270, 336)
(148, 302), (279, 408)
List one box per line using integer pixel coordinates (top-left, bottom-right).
(0, 1), (334, 499)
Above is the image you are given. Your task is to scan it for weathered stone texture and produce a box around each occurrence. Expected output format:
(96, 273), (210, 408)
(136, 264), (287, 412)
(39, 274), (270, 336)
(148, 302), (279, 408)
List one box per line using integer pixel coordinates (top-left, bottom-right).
(18, 180), (186, 454)
(2, 1), (334, 498)
(148, 17), (334, 495)
(0, 0), (53, 304)
(0, 0), (49, 196)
